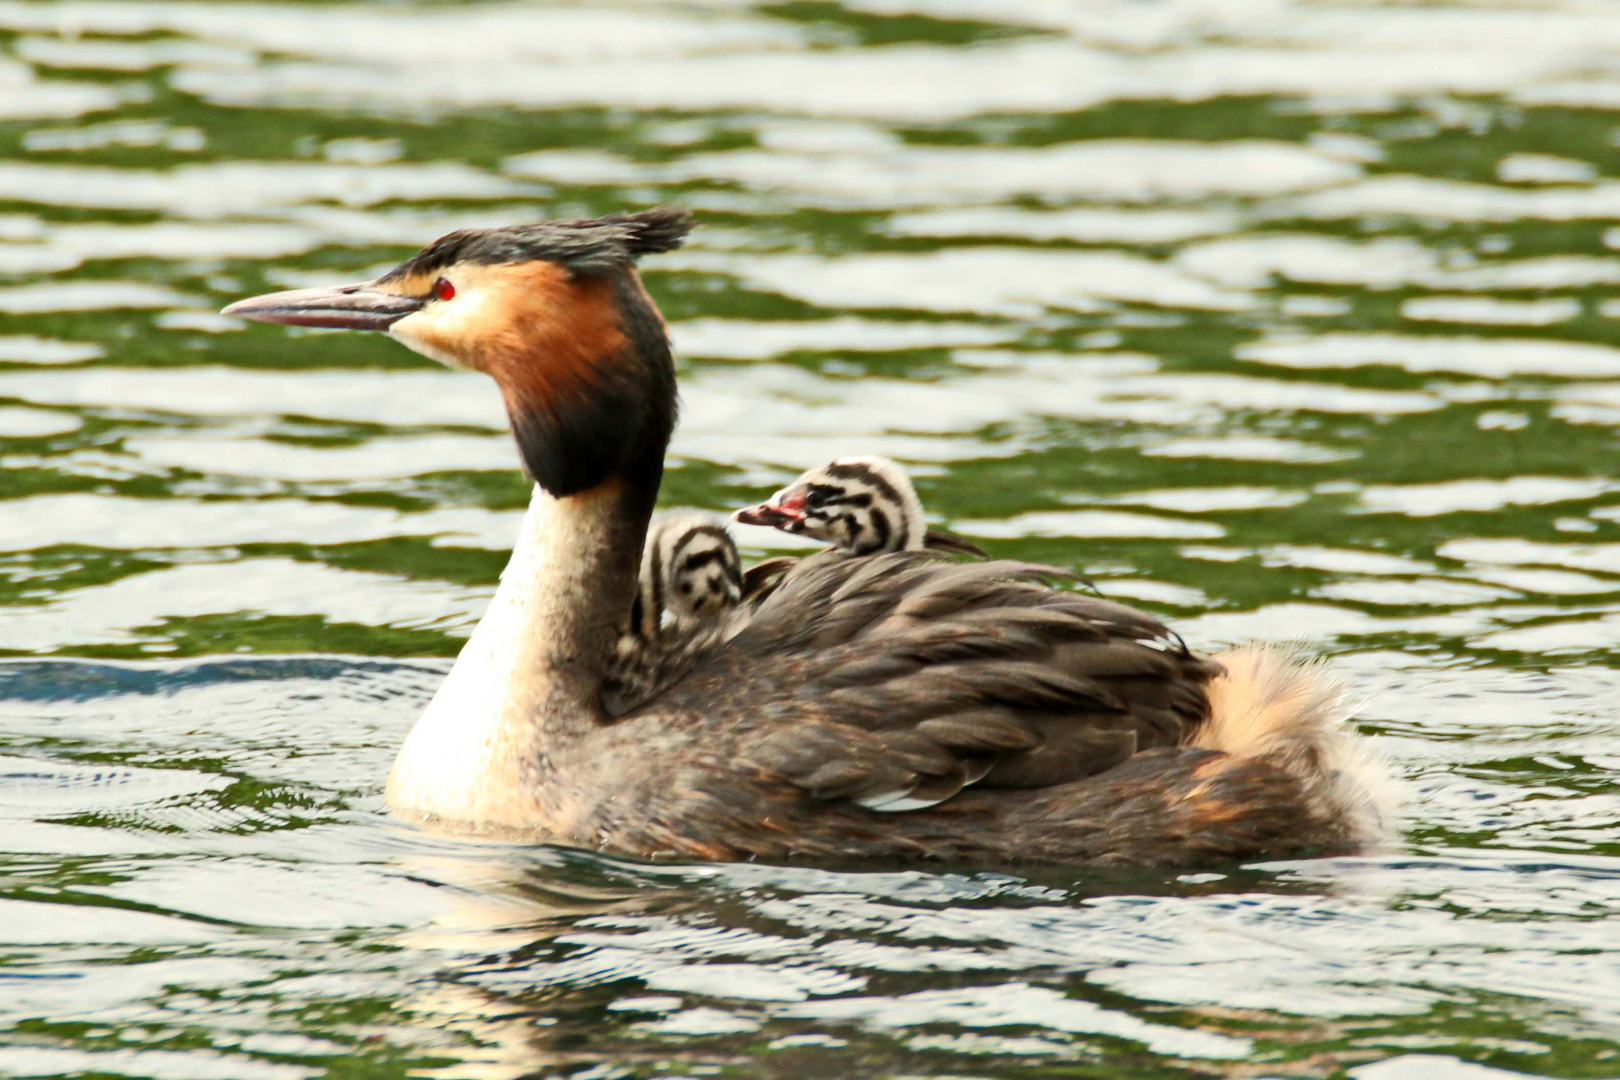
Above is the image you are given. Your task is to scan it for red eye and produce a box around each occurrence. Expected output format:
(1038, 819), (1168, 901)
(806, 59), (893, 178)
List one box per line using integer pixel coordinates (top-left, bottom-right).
(434, 277), (455, 302)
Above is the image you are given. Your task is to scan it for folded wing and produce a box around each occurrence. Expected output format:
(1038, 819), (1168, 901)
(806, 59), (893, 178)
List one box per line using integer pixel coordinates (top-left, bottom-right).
(641, 552), (1220, 813)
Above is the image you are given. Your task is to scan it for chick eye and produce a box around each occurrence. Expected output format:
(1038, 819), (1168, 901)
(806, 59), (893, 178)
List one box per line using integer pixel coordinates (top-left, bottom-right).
(433, 277), (456, 302)
(805, 489), (830, 510)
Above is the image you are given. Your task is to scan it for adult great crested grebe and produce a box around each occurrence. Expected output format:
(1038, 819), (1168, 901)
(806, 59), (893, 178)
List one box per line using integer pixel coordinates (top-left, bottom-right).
(223, 208), (1391, 864)
(734, 455), (985, 559)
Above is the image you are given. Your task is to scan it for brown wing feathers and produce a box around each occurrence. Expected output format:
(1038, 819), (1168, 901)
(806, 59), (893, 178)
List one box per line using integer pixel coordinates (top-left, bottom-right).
(921, 528), (987, 557)
(677, 551), (1220, 813)
(740, 556), (798, 602)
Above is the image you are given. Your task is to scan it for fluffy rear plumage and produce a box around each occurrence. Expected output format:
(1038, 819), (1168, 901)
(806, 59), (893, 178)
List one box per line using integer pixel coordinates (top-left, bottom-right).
(1196, 645), (1395, 851)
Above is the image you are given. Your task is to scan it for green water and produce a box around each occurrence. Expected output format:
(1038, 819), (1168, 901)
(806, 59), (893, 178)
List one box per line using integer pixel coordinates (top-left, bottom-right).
(3, 1), (1620, 1077)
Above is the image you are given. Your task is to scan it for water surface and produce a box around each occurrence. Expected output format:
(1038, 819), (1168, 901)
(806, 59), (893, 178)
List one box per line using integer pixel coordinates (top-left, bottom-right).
(3, 1), (1620, 1076)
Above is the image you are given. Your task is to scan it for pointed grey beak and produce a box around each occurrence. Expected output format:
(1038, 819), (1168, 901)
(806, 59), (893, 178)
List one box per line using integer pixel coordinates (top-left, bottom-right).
(222, 283), (424, 331)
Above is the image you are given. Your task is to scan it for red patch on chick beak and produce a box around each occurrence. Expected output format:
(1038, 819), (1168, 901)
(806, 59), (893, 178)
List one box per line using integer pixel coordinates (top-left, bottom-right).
(733, 492), (806, 530)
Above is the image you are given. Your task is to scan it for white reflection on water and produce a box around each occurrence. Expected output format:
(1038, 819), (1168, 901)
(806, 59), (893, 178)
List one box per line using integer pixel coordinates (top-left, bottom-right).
(1441, 539), (1620, 576)
(0, 56), (118, 119)
(1176, 233), (1439, 289)
(15, 34), (253, 73)
(782, 983), (1250, 1058)
(667, 247), (1253, 314)
(124, 433), (518, 481)
(1358, 478), (1616, 517)
(1498, 152), (1598, 185)
(0, 1044), (317, 1080)
(0, 2), (796, 63)
(670, 315), (1019, 359)
(0, 160), (528, 216)
(1107, 486), (1307, 513)
(0, 559), (486, 651)
(32, 220), (329, 264)
(0, 280), (197, 312)
(1295, 176), (1620, 222)
(0, 366), (508, 426)
(1141, 435), (1356, 463)
(1312, 579), (1519, 608)
(667, 140), (1359, 205)
(0, 493), (522, 551)
(0, 333), (103, 363)
(1353, 1056), (1556, 1080)
(0, 405), (79, 437)
(23, 118), (207, 153)
(887, 205), (1240, 244)
(956, 509), (1225, 541)
(1402, 296), (1582, 326)
(1240, 332), (1620, 378)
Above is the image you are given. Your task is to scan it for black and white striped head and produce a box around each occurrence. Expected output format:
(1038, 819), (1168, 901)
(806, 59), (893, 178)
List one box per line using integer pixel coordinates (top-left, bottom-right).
(631, 512), (744, 640)
(732, 456), (926, 556)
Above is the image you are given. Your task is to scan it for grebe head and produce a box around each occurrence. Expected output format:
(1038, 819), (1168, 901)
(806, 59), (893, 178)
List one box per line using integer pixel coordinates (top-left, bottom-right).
(632, 513), (743, 639)
(223, 208), (692, 498)
(733, 455), (927, 556)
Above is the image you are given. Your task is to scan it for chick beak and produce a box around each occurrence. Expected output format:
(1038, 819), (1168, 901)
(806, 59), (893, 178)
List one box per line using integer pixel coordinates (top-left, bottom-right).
(734, 503), (791, 528)
(221, 283), (424, 331)
(733, 492), (807, 531)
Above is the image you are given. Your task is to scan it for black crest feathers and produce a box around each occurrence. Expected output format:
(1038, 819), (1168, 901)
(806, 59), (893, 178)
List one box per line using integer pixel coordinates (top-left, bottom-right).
(380, 207), (694, 283)
(612, 206), (694, 259)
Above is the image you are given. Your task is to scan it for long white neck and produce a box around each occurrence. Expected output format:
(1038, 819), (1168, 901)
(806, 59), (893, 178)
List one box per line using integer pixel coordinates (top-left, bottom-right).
(386, 480), (645, 832)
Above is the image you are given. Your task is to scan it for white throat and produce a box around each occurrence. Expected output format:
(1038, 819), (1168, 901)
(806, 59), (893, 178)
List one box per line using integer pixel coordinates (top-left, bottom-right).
(386, 483), (628, 831)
